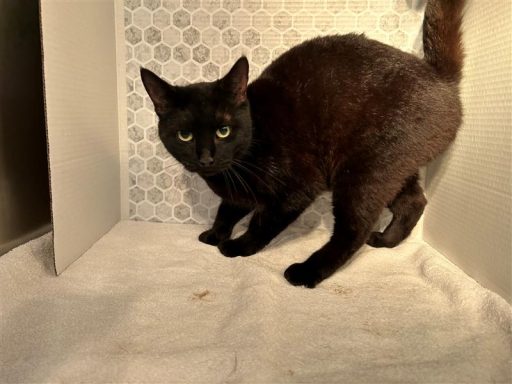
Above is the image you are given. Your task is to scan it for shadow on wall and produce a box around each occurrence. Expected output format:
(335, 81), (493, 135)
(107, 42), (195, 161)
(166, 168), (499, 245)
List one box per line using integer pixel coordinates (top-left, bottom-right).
(408, 0), (428, 11)
(0, 0), (52, 255)
(424, 147), (454, 201)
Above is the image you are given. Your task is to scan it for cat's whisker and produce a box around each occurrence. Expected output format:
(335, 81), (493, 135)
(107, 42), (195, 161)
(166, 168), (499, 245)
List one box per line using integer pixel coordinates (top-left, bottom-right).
(229, 166), (258, 206)
(235, 159), (286, 187)
(164, 163), (181, 170)
(232, 160), (275, 193)
(225, 168), (239, 197)
(221, 171), (234, 201)
(229, 167), (248, 194)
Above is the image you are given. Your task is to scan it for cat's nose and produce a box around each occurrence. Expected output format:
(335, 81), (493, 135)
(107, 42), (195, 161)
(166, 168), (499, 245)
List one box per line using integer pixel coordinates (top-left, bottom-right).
(199, 149), (214, 167)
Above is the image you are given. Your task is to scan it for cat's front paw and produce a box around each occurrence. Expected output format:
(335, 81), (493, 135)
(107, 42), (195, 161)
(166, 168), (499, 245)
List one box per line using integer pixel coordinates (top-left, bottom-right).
(218, 237), (261, 257)
(198, 229), (227, 246)
(284, 262), (322, 288)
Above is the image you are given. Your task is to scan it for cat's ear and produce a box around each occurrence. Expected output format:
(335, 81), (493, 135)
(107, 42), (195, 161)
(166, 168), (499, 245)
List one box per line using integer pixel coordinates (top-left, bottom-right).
(140, 68), (175, 116)
(220, 56), (249, 105)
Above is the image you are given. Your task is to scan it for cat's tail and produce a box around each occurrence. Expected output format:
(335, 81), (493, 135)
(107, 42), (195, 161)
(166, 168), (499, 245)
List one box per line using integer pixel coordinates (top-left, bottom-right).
(423, 0), (465, 83)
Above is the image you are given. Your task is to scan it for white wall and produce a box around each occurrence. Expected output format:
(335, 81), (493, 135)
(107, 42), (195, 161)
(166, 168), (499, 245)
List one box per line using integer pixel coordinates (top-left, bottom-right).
(424, 0), (512, 302)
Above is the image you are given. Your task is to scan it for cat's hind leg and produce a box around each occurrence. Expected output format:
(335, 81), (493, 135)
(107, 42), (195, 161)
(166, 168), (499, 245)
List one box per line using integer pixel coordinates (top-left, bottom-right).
(367, 173), (426, 248)
(284, 166), (407, 288)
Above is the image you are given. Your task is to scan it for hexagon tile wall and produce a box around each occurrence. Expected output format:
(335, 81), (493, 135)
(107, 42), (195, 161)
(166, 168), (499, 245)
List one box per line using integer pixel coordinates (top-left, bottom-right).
(125, 0), (425, 227)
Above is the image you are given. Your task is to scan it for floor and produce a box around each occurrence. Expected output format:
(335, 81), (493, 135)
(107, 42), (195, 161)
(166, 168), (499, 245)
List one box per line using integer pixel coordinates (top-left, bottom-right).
(1, 221), (510, 383)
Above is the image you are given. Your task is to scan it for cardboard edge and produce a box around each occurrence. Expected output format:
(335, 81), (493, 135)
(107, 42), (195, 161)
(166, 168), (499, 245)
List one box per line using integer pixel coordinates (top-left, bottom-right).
(115, 0), (129, 220)
(38, 0), (57, 275)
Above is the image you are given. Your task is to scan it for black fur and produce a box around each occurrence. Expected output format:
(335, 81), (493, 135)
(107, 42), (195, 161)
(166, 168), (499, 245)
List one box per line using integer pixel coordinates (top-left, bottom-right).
(141, 0), (465, 287)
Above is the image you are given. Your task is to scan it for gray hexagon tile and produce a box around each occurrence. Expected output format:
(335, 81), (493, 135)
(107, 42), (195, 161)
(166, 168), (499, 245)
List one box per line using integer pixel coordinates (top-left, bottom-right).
(153, 9), (171, 29)
(156, 202), (174, 220)
(369, 0), (390, 13)
(262, 0), (282, 14)
(126, 26), (142, 45)
(273, 11), (292, 31)
(126, 0), (142, 11)
(192, 44), (210, 63)
(174, 203), (191, 222)
(147, 157), (164, 173)
(137, 172), (155, 189)
(144, 27), (162, 45)
(325, 0), (342, 14)
(203, 0), (221, 13)
(133, 8), (152, 29)
(128, 125), (144, 143)
(134, 43), (152, 63)
(165, 188), (182, 205)
(163, 60), (181, 80)
(212, 10), (230, 30)
(192, 10), (211, 30)
(202, 27), (221, 46)
(162, 27), (181, 45)
(211, 45), (230, 65)
(156, 172), (173, 189)
(241, 28), (260, 47)
(183, 0), (201, 12)
(174, 9), (191, 28)
(147, 187), (164, 204)
(138, 201), (155, 219)
(183, 27), (201, 46)
(127, 93), (143, 110)
(222, 28), (240, 47)
(380, 12), (400, 32)
(202, 62), (220, 81)
(146, 126), (159, 143)
(163, 0), (180, 11)
(129, 157), (145, 173)
(173, 44), (191, 63)
(183, 61), (201, 80)
(124, 0), (425, 225)
(154, 43), (172, 62)
(155, 142), (171, 159)
(223, 0), (241, 13)
(252, 10), (271, 30)
(314, 11), (335, 32)
(129, 186), (145, 203)
(144, 0), (161, 11)
(347, 0), (368, 14)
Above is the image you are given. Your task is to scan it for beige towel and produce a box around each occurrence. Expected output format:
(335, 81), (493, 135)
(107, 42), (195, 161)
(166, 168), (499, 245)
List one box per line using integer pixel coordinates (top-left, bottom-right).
(1, 221), (510, 383)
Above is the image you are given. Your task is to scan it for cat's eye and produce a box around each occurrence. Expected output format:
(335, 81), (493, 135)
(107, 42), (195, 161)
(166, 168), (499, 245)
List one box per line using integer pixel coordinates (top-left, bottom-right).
(216, 126), (231, 139)
(177, 130), (193, 142)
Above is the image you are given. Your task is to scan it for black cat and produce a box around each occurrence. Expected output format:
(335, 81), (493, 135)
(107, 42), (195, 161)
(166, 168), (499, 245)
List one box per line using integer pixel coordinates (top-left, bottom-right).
(141, 0), (465, 287)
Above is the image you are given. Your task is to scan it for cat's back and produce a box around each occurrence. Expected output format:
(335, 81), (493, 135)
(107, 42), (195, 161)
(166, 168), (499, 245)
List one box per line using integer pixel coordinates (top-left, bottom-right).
(249, 34), (441, 138)
(247, 34), (461, 180)
(250, 33), (458, 131)
(257, 33), (434, 92)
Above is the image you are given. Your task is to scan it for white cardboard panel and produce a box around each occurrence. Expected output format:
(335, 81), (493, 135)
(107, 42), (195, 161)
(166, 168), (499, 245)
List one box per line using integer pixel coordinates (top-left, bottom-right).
(424, 0), (511, 302)
(40, 0), (121, 273)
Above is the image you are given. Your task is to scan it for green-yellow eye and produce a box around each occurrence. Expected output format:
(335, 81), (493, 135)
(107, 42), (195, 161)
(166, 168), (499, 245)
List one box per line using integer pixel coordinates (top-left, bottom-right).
(216, 126), (231, 139)
(177, 130), (193, 142)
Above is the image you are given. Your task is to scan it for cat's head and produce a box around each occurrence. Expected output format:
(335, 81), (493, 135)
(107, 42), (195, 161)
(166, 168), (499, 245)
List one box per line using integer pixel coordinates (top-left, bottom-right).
(140, 57), (252, 177)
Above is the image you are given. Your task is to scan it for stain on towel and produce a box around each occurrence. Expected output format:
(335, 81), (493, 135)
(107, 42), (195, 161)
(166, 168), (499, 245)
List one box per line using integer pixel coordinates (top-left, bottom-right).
(192, 289), (211, 301)
(332, 284), (353, 295)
